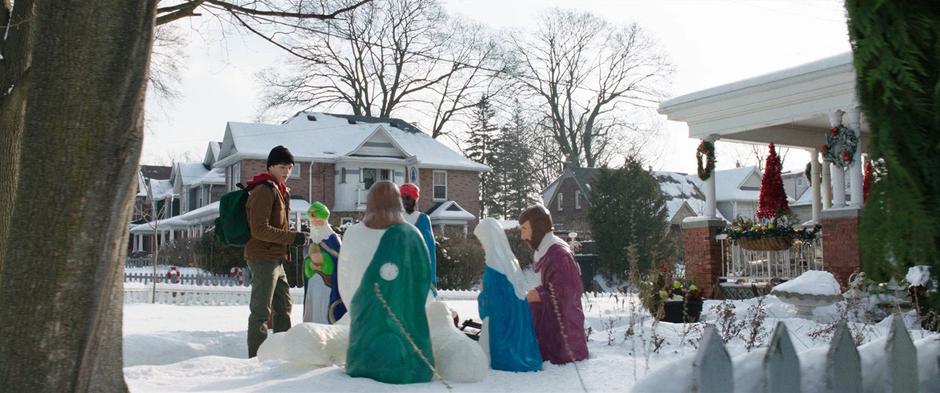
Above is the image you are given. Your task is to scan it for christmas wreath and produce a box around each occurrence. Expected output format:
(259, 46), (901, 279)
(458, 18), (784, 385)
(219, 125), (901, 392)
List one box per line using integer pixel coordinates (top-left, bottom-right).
(696, 140), (716, 180)
(823, 125), (858, 169)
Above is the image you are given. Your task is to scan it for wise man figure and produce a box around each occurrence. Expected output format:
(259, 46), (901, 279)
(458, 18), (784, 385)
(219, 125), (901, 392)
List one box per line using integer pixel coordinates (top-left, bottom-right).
(338, 181), (434, 384)
(400, 182), (437, 296)
(520, 205), (589, 364)
(302, 201), (345, 324)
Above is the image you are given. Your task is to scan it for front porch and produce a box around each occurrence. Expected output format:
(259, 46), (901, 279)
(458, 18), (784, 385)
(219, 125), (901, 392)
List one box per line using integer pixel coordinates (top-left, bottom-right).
(660, 52), (869, 297)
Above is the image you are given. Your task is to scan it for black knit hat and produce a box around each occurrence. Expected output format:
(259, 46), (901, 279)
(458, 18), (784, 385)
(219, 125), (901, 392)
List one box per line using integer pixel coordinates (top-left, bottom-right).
(267, 145), (295, 168)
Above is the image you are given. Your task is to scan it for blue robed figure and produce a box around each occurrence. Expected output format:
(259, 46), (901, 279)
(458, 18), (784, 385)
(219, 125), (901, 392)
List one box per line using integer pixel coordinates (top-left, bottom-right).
(475, 218), (542, 372)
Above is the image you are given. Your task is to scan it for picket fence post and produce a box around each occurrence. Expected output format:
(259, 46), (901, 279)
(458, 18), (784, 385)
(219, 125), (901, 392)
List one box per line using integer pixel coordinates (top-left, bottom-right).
(886, 316), (917, 393)
(826, 321), (861, 393)
(693, 326), (733, 393)
(763, 322), (800, 393)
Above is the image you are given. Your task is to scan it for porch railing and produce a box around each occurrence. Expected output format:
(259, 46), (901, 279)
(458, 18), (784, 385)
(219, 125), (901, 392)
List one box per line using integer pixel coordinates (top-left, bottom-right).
(718, 232), (824, 284)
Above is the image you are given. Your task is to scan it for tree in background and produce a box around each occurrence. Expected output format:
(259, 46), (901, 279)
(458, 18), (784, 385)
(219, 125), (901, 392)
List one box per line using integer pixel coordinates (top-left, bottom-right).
(258, 0), (509, 140)
(846, 2), (940, 311)
(509, 9), (672, 168)
(755, 143), (789, 220)
(495, 102), (539, 219)
(465, 96), (500, 217)
(588, 157), (671, 281)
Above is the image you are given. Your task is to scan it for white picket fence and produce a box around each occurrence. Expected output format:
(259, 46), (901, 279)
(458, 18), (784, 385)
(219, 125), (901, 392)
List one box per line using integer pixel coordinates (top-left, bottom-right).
(124, 272), (247, 287)
(124, 282), (480, 306)
(687, 317), (922, 393)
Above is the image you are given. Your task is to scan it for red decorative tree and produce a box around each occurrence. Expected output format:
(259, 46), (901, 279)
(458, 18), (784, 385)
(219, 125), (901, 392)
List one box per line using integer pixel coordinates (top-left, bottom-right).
(756, 143), (790, 220)
(863, 159), (873, 202)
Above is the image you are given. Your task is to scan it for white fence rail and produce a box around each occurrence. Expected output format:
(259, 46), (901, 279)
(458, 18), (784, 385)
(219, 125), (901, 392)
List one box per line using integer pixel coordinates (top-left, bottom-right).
(125, 272), (247, 287)
(685, 317), (921, 393)
(124, 282), (480, 306)
(719, 235), (824, 283)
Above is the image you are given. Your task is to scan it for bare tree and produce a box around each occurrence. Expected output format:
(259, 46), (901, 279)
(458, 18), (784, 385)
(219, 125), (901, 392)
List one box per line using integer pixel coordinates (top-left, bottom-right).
(257, 0), (508, 139)
(0, 1), (366, 391)
(509, 9), (672, 168)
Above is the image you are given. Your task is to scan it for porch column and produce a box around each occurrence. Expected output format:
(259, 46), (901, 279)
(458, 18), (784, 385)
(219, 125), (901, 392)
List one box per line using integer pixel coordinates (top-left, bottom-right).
(703, 135), (719, 219)
(821, 159), (832, 209)
(828, 110), (847, 208)
(809, 148), (822, 223)
(846, 108), (864, 208)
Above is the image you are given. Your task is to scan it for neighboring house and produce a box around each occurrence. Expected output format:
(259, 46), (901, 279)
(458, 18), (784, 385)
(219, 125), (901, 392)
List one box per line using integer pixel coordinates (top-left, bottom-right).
(128, 113), (488, 254)
(540, 168), (726, 240)
(214, 112), (487, 232)
(129, 142), (226, 253)
(714, 166), (761, 222)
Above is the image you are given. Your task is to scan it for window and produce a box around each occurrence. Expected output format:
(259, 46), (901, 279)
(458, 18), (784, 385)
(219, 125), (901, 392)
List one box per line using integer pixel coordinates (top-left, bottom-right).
(557, 193), (564, 211)
(289, 164), (301, 179)
(228, 162), (241, 191)
(380, 169), (391, 181)
(362, 168), (377, 189)
(575, 190), (582, 210)
(341, 167), (347, 184)
(433, 171), (447, 200)
(341, 217), (354, 225)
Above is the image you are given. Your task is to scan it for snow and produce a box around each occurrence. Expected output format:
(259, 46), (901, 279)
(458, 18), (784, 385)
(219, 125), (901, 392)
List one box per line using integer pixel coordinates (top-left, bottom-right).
(123, 290), (939, 392)
(219, 113), (488, 171)
(906, 265), (931, 287)
(772, 271), (842, 296)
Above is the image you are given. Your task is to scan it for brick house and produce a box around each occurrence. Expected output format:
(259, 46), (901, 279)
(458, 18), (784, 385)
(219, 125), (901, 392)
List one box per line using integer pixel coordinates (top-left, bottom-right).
(541, 168), (723, 252)
(214, 112), (487, 233)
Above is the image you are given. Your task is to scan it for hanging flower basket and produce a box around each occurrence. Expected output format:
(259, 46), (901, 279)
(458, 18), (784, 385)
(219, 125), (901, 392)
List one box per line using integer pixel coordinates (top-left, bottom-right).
(737, 235), (794, 251)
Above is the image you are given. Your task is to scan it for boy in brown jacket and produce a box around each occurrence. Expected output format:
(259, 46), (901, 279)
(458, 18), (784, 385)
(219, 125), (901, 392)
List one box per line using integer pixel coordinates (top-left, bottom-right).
(244, 145), (307, 358)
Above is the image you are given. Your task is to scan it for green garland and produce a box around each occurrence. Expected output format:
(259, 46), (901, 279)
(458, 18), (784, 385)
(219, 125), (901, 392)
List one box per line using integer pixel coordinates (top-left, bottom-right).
(696, 140), (716, 180)
(724, 216), (821, 242)
(823, 125), (858, 170)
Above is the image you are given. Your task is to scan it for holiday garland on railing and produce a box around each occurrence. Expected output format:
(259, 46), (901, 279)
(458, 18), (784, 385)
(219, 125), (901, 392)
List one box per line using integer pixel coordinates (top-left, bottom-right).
(696, 140), (716, 180)
(822, 125), (859, 170)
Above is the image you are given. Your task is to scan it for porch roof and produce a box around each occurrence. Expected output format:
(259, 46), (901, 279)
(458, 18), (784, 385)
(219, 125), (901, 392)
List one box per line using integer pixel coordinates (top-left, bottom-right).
(658, 52), (868, 149)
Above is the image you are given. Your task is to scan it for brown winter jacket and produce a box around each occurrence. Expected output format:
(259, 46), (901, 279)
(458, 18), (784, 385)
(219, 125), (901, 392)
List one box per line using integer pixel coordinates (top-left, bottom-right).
(244, 182), (296, 262)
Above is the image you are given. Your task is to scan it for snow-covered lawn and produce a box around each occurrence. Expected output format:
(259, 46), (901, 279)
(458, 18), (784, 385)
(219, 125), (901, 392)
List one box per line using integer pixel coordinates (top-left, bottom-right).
(123, 293), (939, 392)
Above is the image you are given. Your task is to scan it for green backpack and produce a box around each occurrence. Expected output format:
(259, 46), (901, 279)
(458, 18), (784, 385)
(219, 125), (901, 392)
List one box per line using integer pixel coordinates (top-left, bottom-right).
(214, 183), (251, 247)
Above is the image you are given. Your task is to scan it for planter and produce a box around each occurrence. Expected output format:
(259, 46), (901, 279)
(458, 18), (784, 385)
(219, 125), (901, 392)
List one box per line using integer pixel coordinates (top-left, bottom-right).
(737, 235), (794, 251)
(660, 300), (704, 323)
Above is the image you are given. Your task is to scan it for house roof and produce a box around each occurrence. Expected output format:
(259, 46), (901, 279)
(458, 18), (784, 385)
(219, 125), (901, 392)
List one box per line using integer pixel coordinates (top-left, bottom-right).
(216, 112), (489, 172)
(712, 166), (761, 202)
(140, 165), (171, 180)
(426, 200), (476, 222)
(203, 141), (222, 168)
(541, 168), (727, 223)
(173, 162), (225, 188)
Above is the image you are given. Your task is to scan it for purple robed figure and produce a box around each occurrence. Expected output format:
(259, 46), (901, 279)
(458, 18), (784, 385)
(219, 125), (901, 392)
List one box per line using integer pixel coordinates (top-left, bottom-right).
(520, 206), (589, 365)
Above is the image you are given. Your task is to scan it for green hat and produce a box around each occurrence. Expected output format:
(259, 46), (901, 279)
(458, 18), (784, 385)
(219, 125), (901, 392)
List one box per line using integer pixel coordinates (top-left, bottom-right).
(308, 201), (330, 219)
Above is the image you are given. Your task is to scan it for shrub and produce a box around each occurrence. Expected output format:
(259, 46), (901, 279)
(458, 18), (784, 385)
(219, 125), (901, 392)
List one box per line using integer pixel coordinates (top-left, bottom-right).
(504, 227), (534, 269)
(435, 228), (485, 290)
(156, 238), (198, 267)
(192, 230), (245, 275)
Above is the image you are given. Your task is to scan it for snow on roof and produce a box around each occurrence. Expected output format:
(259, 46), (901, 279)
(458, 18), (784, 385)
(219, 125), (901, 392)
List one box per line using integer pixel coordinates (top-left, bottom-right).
(496, 219), (519, 229)
(541, 178), (561, 206)
(149, 179), (175, 200)
(427, 201), (476, 221)
(710, 166), (760, 202)
(217, 113), (488, 172)
(654, 171), (728, 222)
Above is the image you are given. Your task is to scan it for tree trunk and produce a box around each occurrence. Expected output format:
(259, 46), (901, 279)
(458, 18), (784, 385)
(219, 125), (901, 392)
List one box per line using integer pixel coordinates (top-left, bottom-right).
(0, 0), (157, 391)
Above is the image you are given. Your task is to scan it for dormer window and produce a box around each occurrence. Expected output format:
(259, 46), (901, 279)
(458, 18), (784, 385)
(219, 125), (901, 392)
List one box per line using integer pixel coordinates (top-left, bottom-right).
(557, 193), (564, 212)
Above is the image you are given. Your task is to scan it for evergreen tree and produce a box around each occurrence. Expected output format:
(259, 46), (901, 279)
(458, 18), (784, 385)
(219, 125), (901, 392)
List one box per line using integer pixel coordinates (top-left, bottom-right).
(465, 96), (500, 217)
(756, 143), (789, 220)
(588, 157), (672, 281)
(846, 2), (940, 291)
(495, 101), (538, 219)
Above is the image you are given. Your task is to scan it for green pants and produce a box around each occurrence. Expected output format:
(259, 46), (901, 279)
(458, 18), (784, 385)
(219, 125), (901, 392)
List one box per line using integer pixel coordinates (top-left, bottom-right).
(247, 260), (292, 358)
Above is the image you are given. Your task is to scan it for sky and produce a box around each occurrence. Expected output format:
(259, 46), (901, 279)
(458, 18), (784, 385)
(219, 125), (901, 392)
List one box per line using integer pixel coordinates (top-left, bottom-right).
(142, 0), (852, 173)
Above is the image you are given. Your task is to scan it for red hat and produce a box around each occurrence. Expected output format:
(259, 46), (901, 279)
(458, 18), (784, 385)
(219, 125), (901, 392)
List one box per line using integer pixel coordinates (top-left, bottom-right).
(400, 183), (420, 200)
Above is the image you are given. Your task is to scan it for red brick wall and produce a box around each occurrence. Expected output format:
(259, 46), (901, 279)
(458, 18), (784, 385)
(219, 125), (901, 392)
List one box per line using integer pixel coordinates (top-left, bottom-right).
(681, 221), (725, 299)
(310, 163), (336, 210)
(234, 159), (312, 202)
(821, 211), (862, 287)
(547, 177), (592, 238)
(417, 169), (481, 228)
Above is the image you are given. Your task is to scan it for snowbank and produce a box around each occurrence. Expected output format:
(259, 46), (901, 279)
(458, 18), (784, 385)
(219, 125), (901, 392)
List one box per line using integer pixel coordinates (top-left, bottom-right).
(772, 271), (841, 296)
